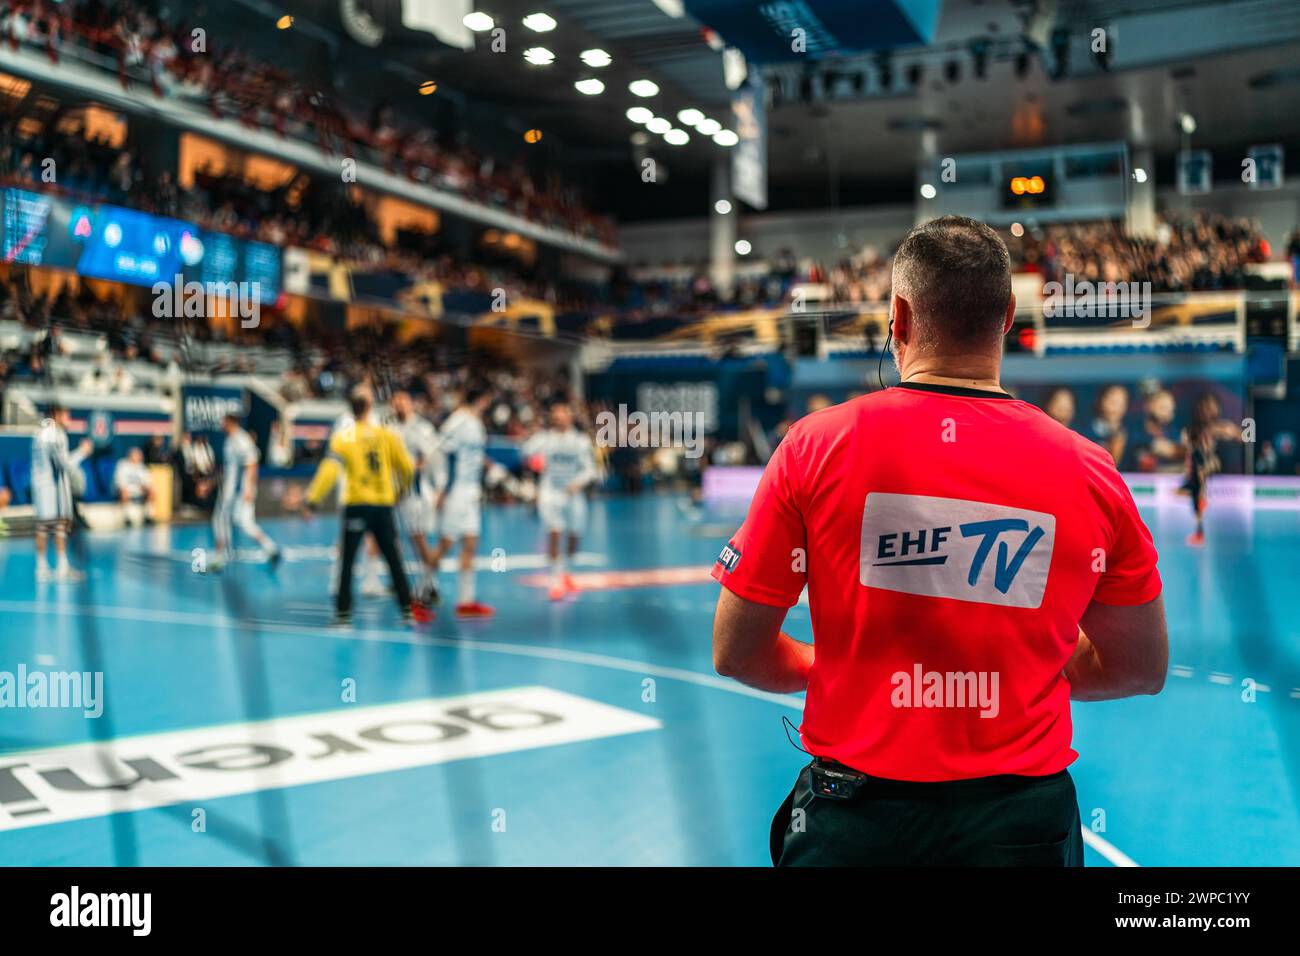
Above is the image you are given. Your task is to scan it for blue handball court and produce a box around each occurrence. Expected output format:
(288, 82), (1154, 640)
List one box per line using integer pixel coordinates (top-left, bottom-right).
(0, 492), (1297, 866)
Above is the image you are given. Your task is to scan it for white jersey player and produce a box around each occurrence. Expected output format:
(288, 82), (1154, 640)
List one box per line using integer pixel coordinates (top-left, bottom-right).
(387, 390), (447, 608)
(31, 404), (92, 582)
(211, 414), (279, 568)
(113, 445), (154, 528)
(428, 386), (494, 618)
(521, 401), (598, 600)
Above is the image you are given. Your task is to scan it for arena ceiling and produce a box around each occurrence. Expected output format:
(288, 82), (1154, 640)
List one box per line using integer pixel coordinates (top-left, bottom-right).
(212, 0), (1300, 219)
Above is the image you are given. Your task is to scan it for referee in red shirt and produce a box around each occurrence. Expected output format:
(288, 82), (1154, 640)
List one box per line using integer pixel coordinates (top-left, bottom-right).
(712, 216), (1168, 866)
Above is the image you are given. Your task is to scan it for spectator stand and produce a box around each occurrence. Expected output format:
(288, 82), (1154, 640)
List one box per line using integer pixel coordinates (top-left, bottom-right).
(0, 17), (621, 262)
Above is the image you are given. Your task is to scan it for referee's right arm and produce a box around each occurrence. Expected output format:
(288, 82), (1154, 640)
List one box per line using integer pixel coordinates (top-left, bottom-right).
(711, 437), (813, 691)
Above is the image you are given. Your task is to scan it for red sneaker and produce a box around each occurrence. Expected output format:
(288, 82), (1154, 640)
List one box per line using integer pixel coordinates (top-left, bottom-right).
(1186, 531), (1206, 547)
(455, 601), (496, 619)
(412, 602), (436, 624)
(548, 584), (566, 602)
(562, 573), (578, 593)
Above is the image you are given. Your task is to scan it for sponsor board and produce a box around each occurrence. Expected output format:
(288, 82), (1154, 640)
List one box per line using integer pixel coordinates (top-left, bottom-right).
(0, 686), (660, 831)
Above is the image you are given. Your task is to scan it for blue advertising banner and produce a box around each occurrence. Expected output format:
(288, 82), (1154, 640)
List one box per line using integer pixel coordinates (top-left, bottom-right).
(684, 0), (941, 63)
(75, 205), (191, 286)
(1, 190), (281, 300)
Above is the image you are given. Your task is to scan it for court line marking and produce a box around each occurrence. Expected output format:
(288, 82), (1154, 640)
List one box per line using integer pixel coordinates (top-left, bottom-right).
(1081, 829), (1138, 867)
(0, 598), (1138, 866)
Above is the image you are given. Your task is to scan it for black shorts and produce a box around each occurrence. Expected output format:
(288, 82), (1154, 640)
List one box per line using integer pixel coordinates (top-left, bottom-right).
(771, 760), (1084, 867)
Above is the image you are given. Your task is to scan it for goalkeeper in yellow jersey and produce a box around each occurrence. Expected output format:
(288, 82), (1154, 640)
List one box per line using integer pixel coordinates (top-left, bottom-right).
(302, 386), (419, 626)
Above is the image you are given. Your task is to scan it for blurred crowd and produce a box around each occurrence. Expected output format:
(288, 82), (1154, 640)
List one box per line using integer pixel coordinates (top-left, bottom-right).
(619, 213), (1275, 321)
(0, 103), (595, 311)
(1, 0), (615, 245)
(1019, 215), (1271, 292)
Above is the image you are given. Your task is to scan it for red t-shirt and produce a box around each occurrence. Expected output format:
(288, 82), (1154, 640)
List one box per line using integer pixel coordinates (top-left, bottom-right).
(713, 382), (1162, 782)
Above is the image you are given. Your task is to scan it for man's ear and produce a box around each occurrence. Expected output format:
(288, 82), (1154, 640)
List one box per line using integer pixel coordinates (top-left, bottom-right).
(891, 292), (912, 343)
(1002, 292), (1017, 336)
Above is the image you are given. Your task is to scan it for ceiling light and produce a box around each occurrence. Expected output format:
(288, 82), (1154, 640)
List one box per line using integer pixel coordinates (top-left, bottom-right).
(522, 13), (556, 32)
(276, 15), (293, 30)
(677, 108), (704, 126)
(463, 12), (494, 32)
(574, 78), (605, 96)
(712, 129), (739, 147)
(419, 80), (438, 96)
(581, 49), (612, 68)
(664, 128), (690, 145)
(645, 116), (671, 134)
(695, 117), (722, 136)
(629, 79), (660, 98)
(714, 199), (732, 214)
(735, 239), (752, 255)
(523, 47), (555, 65)
(920, 183), (937, 199)
(626, 106), (654, 124)
(1133, 167), (1148, 184)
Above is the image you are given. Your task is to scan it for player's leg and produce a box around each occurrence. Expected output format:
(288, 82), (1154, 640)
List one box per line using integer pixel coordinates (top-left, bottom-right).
(563, 494), (587, 593)
(234, 498), (280, 564)
(453, 488), (492, 617)
(1187, 467), (1206, 546)
(33, 480), (54, 580)
(212, 492), (233, 566)
(53, 483), (82, 581)
(399, 493), (440, 606)
(565, 533), (581, 592)
(52, 520), (82, 582)
(405, 531), (441, 610)
(454, 533), (491, 617)
(34, 524), (50, 581)
(370, 506), (413, 619)
(538, 487), (566, 600)
(360, 534), (385, 595)
(546, 529), (564, 600)
(426, 533), (452, 570)
(334, 507), (365, 624)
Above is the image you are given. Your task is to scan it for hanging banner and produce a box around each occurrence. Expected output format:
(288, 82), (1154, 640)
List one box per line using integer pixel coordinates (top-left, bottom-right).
(731, 74), (768, 210)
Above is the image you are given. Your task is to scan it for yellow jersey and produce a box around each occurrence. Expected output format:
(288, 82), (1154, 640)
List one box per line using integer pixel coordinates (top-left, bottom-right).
(306, 421), (414, 507)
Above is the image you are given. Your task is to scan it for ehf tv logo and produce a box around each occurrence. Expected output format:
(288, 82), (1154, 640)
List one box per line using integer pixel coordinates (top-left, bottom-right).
(860, 493), (1056, 609)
